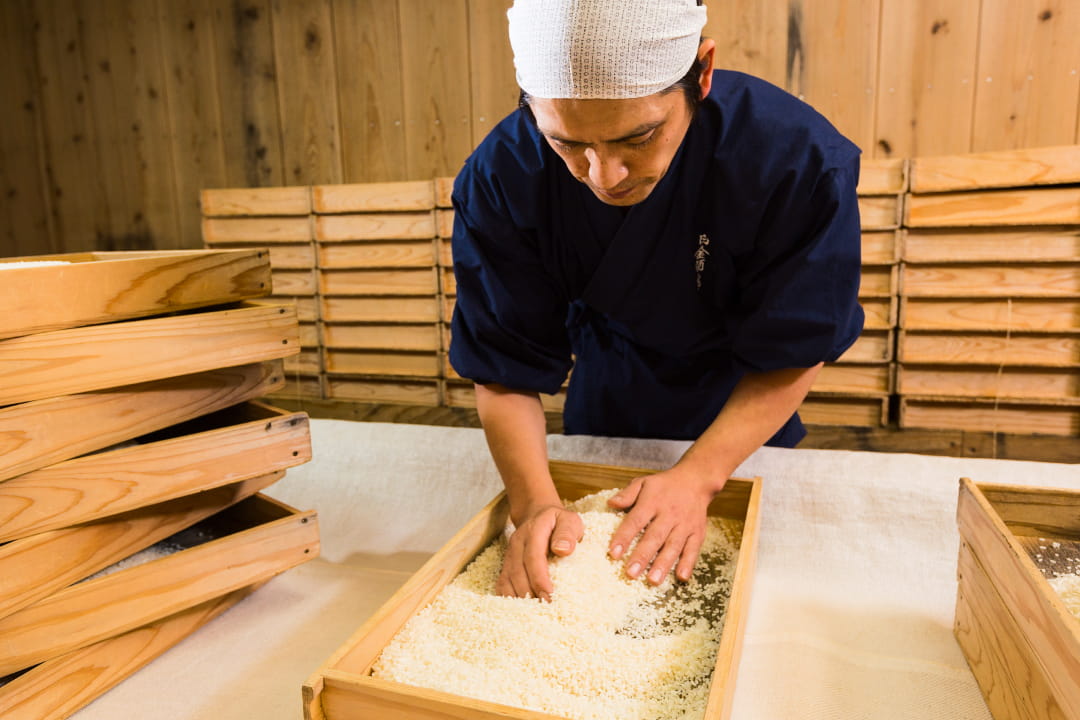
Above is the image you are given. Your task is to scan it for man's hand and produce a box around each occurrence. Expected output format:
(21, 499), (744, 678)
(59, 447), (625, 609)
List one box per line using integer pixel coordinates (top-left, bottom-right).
(496, 504), (584, 601)
(606, 468), (723, 585)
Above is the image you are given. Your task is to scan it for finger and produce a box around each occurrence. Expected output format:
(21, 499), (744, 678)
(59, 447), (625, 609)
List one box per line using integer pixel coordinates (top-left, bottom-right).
(675, 531), (705, 583)
(646, 533), (689, 585)
(607, 477), (644, 510)
(609, 504), (654, 560)
(497, 538), (531, 598)
(523, 532), (554, 602)
(550, 512), (583, 557)
(624, 521), (672, 580)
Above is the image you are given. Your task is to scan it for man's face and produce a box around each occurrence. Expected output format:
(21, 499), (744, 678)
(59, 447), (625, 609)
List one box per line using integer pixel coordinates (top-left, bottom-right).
(530, 91), (694, 207)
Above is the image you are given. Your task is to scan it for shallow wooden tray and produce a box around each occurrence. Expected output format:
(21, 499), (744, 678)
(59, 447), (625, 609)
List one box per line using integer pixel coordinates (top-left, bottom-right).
(0, 582), (262, 720)
(955, 479), (1080, 719)
(0, 492), (318, 677)
(0, 249), (271, 340)
(0, 302), (299, 406)
(0, 401), (310, 543)
(0, 360), (284, 484)
(303, 459), (761, 720)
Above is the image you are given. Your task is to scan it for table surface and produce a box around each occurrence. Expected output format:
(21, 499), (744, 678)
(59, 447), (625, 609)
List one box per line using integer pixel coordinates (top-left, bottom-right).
(70, 420), (1080, 720)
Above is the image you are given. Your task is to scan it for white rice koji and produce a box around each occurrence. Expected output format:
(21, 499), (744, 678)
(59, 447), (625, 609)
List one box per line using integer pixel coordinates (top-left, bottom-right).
(373, 488), (742, 720)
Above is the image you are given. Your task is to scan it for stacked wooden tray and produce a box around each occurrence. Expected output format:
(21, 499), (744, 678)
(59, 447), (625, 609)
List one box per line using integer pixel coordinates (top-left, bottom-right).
(800, 158), (906, 428)
(303, 459), (761, 720)
(0, 251), (320, 718)
(899, 146), (1080, 436)
(313, 180), (443, 407)
(955, 478), (1080, 719)
(201, 186), (325, 400)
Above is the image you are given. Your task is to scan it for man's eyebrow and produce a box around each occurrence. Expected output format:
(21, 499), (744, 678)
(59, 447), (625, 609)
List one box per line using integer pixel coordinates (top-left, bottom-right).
(539, 120), (664, 145)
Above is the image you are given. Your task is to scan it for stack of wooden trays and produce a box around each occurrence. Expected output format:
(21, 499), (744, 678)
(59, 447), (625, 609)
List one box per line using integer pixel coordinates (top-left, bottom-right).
(0, 250), (320, 718)
(899, 146), (1080, 436)
(955, 478), (1080, 718)
(313, 180), (443, 407)
(800, 158), (905, 428)
(201, 186), (325, 400)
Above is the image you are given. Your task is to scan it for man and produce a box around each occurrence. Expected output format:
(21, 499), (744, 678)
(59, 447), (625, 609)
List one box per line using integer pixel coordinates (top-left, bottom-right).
(449, 0), (864, 601)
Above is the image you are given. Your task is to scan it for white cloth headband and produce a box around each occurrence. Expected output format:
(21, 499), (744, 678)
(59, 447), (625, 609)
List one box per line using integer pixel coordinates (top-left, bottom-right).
(507, 0), (708, 100)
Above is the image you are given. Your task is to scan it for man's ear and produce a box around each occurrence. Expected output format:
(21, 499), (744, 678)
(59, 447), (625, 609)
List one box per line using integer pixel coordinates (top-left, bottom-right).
(697, 38), (716, 99)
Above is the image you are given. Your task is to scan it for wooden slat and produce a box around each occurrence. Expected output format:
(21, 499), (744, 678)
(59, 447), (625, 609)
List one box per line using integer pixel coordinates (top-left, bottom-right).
(325, 350), (440, 378)
(799, 394), (888, 428)
(874, 0), (980, 159)
(210, 0), (285, 187)
(285, 349), (322, 376)
(327, 377), (440, 405)
(902, 264), (1080, 298)
(270, 0), (342, 186)
(859, 265), (897, 298)
(900, 331), (1080, 367)
(971, 1), (1080, 152)
(912, 145), (1080, 193)
(399, 0), (472, 179)
(904, 228), (1080, 263)
(441, 267), (457, 296)
(901, 298), (1080, 332)
(857, 158), (907, 195)
(268, 295), (317, 322)
(436, 209), (455, 240)
(906, 187), (1080, 227)
(0, 584), (258, 720)
(332, 0), (406, 183)
(272, 269), (318, 296)
(299, 322), (320, 347)
(860, 297), (897, 330)
(0, 472), (279, 622)
(861, 231), (899, 265)
(0, 303), (298, 405)
(837, 330), (893, 363)
(318, 241), (436, 269)
(202, 216), (312, 244)
(0, 249), (271, 340)
(320, 269), (438, 296)
(900, 397), (1080, 436)
(323, 323), (439, 352)
(0, 403), (309, 543)
(812, 364), (892, 395)
(0, 494), (318, 677)
(0, 360), (283, 484)
(858, 195), (901, 229)
(313, 181), (435, 213)
(315, 213), (436, 241)
(434, 177), (454, 208)
(322, 296), (440, 323)
(200, 187), (311, 217)
(270, 375), (324, 400)
(897, 365), (1080, 400)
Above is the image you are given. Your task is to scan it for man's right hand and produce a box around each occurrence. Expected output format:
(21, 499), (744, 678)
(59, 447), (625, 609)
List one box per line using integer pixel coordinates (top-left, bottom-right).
(496, 504), (583, 602)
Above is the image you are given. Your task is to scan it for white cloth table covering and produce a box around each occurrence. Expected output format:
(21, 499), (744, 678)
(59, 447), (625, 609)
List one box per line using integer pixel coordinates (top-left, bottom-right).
(70, 420), (1080, 719)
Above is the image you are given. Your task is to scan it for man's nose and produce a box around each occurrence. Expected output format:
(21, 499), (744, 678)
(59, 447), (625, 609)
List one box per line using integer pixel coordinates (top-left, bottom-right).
(584, 147), (629, 190)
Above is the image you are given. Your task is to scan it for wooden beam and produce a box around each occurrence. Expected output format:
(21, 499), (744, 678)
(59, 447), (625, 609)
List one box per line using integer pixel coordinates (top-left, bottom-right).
(911, 145), (1080, 193)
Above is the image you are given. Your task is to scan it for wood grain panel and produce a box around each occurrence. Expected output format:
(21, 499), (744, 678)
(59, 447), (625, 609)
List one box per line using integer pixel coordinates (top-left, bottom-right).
(799, 394), (888, 427)
(900, 331), (1080, 367)
(861, 231), (899, 265)
(972, 0), (1080, 152)
(902, 264), (1080, 298)
(904, 228), (1080, 263)
(399, 0), (472, 179)
(467, 0), (516, 147)
(332, 0), (405, 183)
(200, 186), (311, 216)
(874, 0), (979, 158)
(0, 0), (53, 257)
(859, 196), (901, 230)
(859, 265), (897, 298)
(319, 241), (435, 269)
(211, 0), (284, 187)
(906, 187), (1080, 227)
(705, 0), (787, 88)
(320, 268), (438, 296)
(202, 216), (312, 243)
(327, 377), (440, 405)
(858, 158), (908, 195)
(322, 296), (440, 323)
(158, 0), (227, 249)
(271, 0), (342, 185)
(322, 323), (439, 352)
(860, 297), (897, 330)
(313, 181), (435, 213)
(837, 330), (893, 363)
(911, 145), (1080, 193)
(315, 213), (436, 241)
(898, 365), (1080, 400)
(901, 298), (1080, 332)
(901, 397), (1080, 435)
(812, 363), (893, 394)
(325, 349), (440, 377)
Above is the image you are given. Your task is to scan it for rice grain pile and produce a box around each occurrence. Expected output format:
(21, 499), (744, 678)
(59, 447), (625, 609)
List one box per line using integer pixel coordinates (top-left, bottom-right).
(373, 488), (741, 720)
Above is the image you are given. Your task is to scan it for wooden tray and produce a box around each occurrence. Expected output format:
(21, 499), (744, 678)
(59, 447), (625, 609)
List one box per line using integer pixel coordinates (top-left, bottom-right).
(0, 249), (271, 340)
(0, 302), (299, 406)
(955, 479), (1080, 719)
(0, 360), (284, 484)
(303, 459), (761, 720)
(0, 493), (318, 677)
(0, 471), (282, 622)
(0, 401), (310, 543)
(0, 583), (262, 720)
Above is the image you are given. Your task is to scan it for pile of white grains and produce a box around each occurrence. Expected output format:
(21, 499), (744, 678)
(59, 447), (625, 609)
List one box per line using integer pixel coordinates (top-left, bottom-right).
(373, 488), (742, 720)
(1049, 573), (1080, 617)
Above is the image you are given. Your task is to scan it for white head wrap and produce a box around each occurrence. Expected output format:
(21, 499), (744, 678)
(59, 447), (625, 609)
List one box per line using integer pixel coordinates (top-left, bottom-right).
(507, 0), (708, 100)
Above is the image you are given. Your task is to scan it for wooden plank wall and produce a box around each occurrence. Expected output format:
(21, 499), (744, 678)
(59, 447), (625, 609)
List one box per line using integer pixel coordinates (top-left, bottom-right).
(2, 0), (1080, 256)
